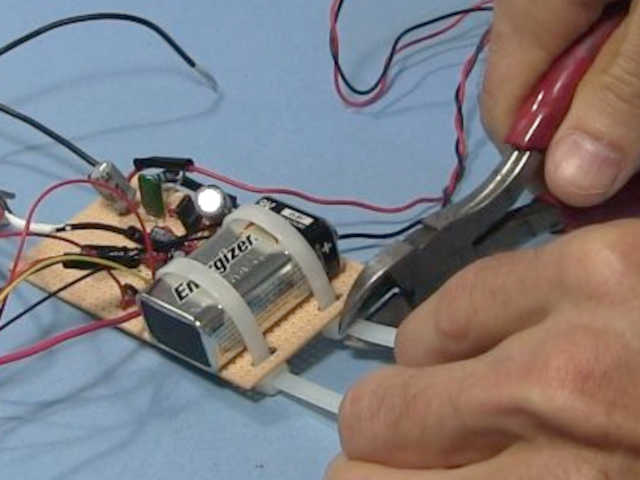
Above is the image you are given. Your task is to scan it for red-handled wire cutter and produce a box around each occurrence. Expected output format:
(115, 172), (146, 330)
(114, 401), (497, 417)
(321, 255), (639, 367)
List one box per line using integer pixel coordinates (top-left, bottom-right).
(340, 6), (640, 334)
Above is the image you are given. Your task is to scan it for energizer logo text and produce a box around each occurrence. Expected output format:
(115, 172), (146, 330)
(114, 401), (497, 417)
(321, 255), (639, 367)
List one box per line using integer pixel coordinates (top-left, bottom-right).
(208, 234), (257, 274)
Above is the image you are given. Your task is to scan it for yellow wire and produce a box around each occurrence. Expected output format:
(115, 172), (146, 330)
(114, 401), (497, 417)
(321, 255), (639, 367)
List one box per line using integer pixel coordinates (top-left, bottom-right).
(0, 254), (149, 303)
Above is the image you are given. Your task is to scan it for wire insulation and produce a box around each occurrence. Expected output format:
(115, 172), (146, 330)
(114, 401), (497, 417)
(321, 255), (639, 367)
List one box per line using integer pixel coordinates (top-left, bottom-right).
(0, 254), (149, 304)
(0, 102), (99, 167)
(330, 1), (493, 206)
(338, 219), (423, 240)
(0, 13), (195, 65)
(0, 13), (219, 172)
(0, 269), (102, 333)
(189, 165), (442, 213)
(330, 0), (493, 107)
(0, 12), (218, 89)
(330, 2), (493, 97)
(0, 231), (82, 249)
(63, 222), (132, 238)
(4, 211), (64, 234)
(444, 27), (491, 204)
(7, 178), (154, 294)
(0, 309), (139, 366)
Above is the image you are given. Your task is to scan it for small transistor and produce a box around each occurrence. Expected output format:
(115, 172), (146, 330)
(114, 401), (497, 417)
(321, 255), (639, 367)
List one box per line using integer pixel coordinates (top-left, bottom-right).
(150, 226), (177, 246)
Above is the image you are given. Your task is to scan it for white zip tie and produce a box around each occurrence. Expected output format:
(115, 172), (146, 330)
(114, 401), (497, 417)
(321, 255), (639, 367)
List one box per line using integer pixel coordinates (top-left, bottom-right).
(261, 366), (343, 415)
(158, 257), (271, 367)
(224, 205), (336, 310)
(347, 319), (397, 348)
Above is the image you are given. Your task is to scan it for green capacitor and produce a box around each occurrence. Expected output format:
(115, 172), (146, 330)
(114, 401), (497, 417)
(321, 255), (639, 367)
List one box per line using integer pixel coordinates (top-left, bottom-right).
(138, 173), (165, 218)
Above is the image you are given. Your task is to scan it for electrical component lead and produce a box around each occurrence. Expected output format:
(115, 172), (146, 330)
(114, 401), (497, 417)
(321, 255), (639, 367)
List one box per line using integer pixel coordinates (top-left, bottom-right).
(89, 162), (136, 215)
(0, 190), (14, 227)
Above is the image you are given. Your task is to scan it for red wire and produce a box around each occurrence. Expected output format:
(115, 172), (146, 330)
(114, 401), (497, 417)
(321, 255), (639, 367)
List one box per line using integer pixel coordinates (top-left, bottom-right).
(0, 309), (139, 366)
(0, 179), (152, 324)
(0, 232), (127, 302)
(126, 3), (492, 215)
(445, 29), (491, 198)
(0, 231), (82, 249)
(330, 0), (493, 204)
(330, 0), (493, 107)
(7, 178), (154, 285)
(0, 4), (495, 366)
(127, 5), (493, 217)
(188, 165), (442, 213)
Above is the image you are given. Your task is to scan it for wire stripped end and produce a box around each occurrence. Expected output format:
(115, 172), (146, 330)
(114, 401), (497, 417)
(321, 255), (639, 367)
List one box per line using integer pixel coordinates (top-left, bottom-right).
(193, 64), (220, 93)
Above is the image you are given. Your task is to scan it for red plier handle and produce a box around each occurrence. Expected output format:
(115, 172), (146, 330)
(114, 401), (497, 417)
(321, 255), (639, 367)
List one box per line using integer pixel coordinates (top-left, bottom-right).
(339, 5), (637, 333)
(506, 3), (640, 230)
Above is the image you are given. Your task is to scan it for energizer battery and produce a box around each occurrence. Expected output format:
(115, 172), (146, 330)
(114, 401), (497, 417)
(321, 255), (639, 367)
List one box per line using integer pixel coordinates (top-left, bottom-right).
(139, 197), (340, 371)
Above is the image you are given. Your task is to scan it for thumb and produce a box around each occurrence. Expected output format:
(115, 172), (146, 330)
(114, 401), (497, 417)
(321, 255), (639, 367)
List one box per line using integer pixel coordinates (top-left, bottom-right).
(546, 5), (640, 207)
(482, 0), (608, 146)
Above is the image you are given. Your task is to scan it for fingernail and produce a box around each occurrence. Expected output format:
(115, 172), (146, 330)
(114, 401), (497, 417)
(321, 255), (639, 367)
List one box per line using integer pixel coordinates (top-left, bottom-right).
(548, 131), (623, 196)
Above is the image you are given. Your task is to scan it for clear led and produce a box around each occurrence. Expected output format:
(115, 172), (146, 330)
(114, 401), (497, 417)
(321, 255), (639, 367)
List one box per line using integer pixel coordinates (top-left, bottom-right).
(195, 186), (228, 220)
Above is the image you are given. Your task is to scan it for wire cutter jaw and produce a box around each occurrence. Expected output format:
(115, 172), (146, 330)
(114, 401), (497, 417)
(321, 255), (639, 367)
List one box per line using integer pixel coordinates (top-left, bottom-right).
(340, 8), (632, 337)
(339, 149), (544, 335)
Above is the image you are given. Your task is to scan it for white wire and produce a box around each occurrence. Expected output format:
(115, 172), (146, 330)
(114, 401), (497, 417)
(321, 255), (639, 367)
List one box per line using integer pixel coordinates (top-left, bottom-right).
(4, 212), (63, 235)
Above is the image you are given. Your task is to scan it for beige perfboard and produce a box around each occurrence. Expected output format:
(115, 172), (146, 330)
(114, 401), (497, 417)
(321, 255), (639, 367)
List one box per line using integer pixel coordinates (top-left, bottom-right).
(25, 196), (362, 390)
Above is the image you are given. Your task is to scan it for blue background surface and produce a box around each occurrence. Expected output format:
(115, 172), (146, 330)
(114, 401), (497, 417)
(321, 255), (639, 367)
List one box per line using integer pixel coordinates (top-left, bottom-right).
(0, 1), (494, 479)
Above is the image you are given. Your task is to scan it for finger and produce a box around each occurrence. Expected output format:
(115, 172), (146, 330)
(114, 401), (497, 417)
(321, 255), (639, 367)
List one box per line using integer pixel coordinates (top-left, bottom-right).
(338, 360), (518, 469)
(546, 4), (640, 206)
(325, 442), (629, 480)
(395, 247), (557, 368)
(324, 453), (481, 480)
(482, 0), (608, 144)
(396, 219), (640, 368)
(325, 454), (464, 480)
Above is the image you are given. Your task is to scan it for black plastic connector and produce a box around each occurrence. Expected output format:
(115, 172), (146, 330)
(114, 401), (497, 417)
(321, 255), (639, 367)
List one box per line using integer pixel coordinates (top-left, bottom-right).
(63, 246), (142, 270)
(133, 156), (194, 172)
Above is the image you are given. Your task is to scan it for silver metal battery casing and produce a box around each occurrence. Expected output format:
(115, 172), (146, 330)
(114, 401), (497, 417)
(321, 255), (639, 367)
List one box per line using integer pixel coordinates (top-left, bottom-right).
(140, 220), (311, 371)
(89, 161), (136, 214)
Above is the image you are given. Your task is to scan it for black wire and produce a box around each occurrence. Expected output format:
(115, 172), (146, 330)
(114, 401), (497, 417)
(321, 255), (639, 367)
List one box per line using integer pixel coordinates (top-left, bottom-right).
(338, 219), (422, 241)
(64, 222), (214, 249)
(445, 28), (491, 205)
(0, 13), (197, 68)
(0, 269), (102, 333)
(0, 13), (207, 169)
(0, 102), (99, 167)
(154, 233), (212, 252)
(64, 222), (131, 237)
(0, 227), (211, 331)
(331, 3), (493, 96)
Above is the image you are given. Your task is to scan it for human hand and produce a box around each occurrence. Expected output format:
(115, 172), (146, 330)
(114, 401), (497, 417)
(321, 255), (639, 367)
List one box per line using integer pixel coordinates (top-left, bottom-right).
(483, 0), (640, 207)
(326, 220), (640, 478)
